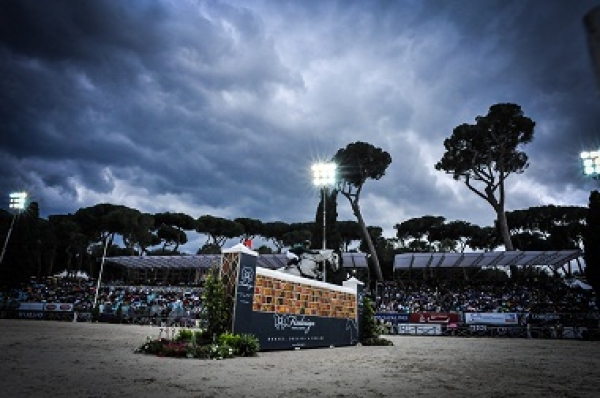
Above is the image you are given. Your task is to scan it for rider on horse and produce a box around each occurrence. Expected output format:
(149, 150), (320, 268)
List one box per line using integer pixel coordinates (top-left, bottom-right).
(287, 240), (318, 267)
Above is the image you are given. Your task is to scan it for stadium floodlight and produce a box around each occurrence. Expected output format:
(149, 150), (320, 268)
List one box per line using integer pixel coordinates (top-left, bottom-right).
(1, 192), (29, 267)
(9, 191), (28, 210)
(581, 150), (600, 179)
(312, 162), (337, 282)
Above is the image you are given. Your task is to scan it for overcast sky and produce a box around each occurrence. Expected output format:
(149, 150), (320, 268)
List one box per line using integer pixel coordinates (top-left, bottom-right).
(1, 0), (600, 252)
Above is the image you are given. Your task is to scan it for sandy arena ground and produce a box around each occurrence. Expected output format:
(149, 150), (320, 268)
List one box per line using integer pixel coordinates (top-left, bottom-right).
(1, 319), (599, 398)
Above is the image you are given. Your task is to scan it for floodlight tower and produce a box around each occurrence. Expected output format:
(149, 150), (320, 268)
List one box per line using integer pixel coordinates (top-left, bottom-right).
(581, 150), (600, 179)
(0, 192), (28, 267)
(312, 162), (337, 282)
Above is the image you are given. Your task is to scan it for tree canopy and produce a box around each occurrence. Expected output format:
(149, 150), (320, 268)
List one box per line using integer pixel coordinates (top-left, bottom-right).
(334, 141), (392, 282)
(435, 103), (535, 250)
(584, 191), (600, 299)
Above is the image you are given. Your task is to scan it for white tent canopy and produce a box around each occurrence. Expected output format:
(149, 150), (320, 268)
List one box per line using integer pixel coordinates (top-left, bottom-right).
(53, 270), (90, 279)
(107, 252), (369, 270)
(106, 255), (220, 269)
(393, 250), (582, 271)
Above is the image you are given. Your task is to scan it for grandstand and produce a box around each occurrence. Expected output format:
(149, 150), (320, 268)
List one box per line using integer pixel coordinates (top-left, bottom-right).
(393, 250), (583, 281)
(106, 252), (369, 285)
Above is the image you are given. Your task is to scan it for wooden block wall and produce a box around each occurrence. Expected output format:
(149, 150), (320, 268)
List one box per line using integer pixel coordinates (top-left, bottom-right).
(252, 274), (356, 319)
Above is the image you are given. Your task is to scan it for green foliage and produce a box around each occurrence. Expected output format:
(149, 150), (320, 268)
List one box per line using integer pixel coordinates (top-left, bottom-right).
(235, 334), (260, 357)
(234, 217), (264, 242)
(136, 338), (167, 355)
(506, 205), (587, 250)
(198, 243), (221, 254)
(359, 295), (393, 346)
(218, 332), (260, 357)
(91, 305), (100, 322)
(257, 245), (273, 254)
(158, 341), (188, 357)
(361, 337), (394, 346)
(175, 328), (194, 342)
(435, 103), (535, 181)
(217, 332), (237, 346)
(216, 332), (238, 347)
(435, 103), (535, 251)
(200, 270), (231, 337)
(196, 215), (244, 248)
(333, 141), (392, 188)
(361, 295), (378, 340)
(584, 191), (600, 301)
(136, 330), (258, 359)
(261, 221), (291, 252)
(333, 141), (392, 282)
(114, 303), (123, 323)
(193, 329), (212, 345)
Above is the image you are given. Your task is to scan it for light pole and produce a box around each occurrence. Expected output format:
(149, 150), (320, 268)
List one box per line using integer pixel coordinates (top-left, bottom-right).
(92, 238), (110, 309)
(0, 192), (28, 267)
(581, 150), (600, 179)
(312, 162), (336, 282)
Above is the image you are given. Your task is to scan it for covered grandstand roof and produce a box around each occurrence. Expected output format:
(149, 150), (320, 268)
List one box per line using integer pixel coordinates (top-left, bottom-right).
(107, 252), (369, 270)
(106, 255), (220, 269)
(393, 250), (582, 271)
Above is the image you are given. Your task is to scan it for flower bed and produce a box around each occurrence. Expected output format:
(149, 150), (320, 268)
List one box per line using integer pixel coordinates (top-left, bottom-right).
(135, 328), (259, 359)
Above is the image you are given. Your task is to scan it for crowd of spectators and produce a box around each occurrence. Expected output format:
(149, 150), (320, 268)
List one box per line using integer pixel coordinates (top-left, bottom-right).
(1, 272), (599, 327)
(0, 276), (205, 325)
(375, 277), (598, 315)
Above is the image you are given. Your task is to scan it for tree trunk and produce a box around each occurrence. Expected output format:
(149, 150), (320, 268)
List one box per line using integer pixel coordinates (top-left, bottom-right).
(350, 201), (384, 282)
(496, 207), (514, 251)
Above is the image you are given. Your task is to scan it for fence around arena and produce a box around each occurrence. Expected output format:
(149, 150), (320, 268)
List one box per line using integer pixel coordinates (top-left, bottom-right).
(3, 300), (598, 340)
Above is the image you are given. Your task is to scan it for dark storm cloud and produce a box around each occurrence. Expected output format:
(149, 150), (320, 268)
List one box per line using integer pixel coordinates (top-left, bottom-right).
(1, 0), (599, 251)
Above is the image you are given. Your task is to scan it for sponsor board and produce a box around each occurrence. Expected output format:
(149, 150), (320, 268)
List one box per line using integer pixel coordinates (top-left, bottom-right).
(18, 303), (45, 311)
(375, 313), (409, 324)
(409, 312), (460, 324)
(396, 323), (442, 336)
(231, 250), (360, 350)
(18, 311), (45, 320)
(527, 313), (562, 324)
(253, 311), (358, 350)
(44, 303), (74, 312)
(464, 312), (519, 325)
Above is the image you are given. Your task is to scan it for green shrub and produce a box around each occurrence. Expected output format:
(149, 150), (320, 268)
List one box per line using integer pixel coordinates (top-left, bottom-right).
(361, 295), (378, 340)
(135, 338), (169, 355)
(201, 270), (230, 337)
(191, 329), (214, 345)
(91, 305), (100, 322)
(361, 337), (394, 346)
(159, 341), (188, 357)
(193, 344), (213, 359)
(193, 344), (234, 359)
(176, 328), (194, 342)
(214, 344), (234, 359)
(216, 332), (259, 356)
(235, 334), (260, 357)
(217, 332), (239, 347)
(115, 304), (123, 323)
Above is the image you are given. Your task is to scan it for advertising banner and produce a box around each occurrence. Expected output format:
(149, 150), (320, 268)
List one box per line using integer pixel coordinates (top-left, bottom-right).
(233, 263), (359, 351)
(375, 313), (409, 324)
(409, 312), (460, 324)
(44, 303), (74, 312)
(464, 312), (519, 325)
(18, 303), (45, 311)
(17, 302), (45, 320)
(18, 311), (45, 320)
(397, 323), (442, 335)
(232, 251), (259, 336)
(527, 313), (562, 325)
